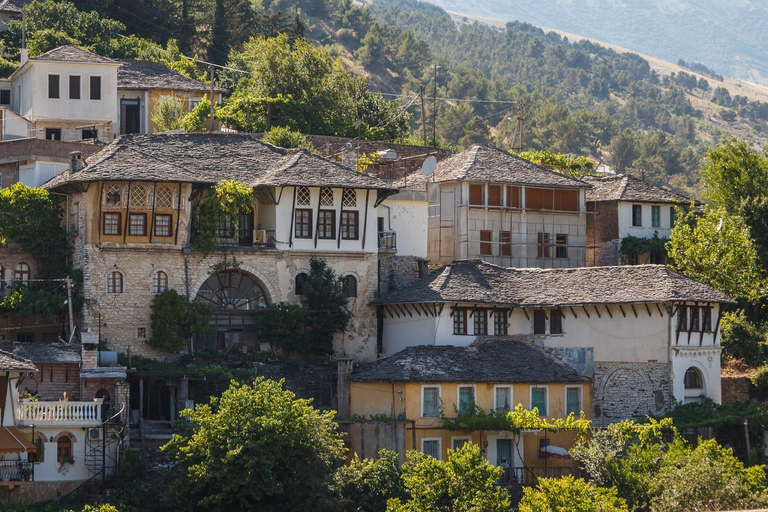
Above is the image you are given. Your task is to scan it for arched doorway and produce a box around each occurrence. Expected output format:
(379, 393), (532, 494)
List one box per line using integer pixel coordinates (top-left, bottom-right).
(683, 366), (705, 404)
(194, 270), (270, 352)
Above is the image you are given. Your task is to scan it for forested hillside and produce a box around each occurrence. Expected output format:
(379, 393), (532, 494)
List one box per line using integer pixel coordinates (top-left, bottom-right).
(10, 0), (768, 196)
(426, 0), (768, 86)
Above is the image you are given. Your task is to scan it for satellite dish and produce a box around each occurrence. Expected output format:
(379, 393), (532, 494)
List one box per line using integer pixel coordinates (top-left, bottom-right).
(421, 156), (437, 176)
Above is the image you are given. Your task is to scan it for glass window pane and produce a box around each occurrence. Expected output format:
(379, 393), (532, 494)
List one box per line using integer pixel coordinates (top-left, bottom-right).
(566, 388), (581, 415)
(458, 387), (474, 414)
(531, 388), (547, 415)
(495, 387), (511, 410)
(423, 387), (439, 417)
(422, 439), (440, 459)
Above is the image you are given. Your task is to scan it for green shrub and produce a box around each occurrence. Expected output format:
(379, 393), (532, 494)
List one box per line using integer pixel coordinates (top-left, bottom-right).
(720, 310), (767, 363)
(519, 475), (628, 512)
(751, 365), (768, 396)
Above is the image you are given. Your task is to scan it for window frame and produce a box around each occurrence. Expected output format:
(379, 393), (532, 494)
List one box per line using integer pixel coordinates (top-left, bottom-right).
(469, 184), (484, 206)
(152, 271), (168, 294)
(343, 275), (357, 298)
(14, 262), (30, 284)
(499, 230), (511, 257)
(533, 309), (546, 335)
(550, 309), (563, 335)
(128, 213), (148, 236)
(69, 75), (81, 100)
(89, 75), (102, 100)
(555, 234), (568, 259)
(684, 367), (703, 389)
(341, 210), (359, 240)
(107, 271), (123, 294)
(457, 385), (476, 415)
(294, 209), (312, 239)
(317, 209), (336, 239)
(565, 385), (583, 416)
(493, 310), (508, 335)
(421, 385), (441, 418)
(651, 205), (661, 227)
(48, 74), (60, 99)
(479, 230), (493, 256)
(473, 309), (488, 335)
(154, 214), (172, 237)
(530, 385), (549, 416)
(421, 437), (442, 460)
(632, 204), (643, 227)
(103, 212), (121, 236)
(451, 437), (471, 451)
(494, 385), (512, 411)
(453, 308), (468, 335)
(295, 273), (308, 296)
(537, 232), (550, 258)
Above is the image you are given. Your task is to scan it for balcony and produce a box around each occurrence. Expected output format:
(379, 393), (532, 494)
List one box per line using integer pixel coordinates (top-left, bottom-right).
(0, 460), (33, 482)
(17, 399), (103, 427)
(378, 231), (397, 251)
(499, 466), (573, 487)
(215, 229), (277, 249)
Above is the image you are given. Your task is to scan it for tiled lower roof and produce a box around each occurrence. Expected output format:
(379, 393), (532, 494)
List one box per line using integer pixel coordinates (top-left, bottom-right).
(0, 348), (36, 371)
(583, 174), (694, 204)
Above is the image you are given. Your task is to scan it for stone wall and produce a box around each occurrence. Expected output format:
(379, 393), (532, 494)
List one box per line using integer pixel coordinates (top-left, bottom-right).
(343, 420), (405, 461)
(592, 361), (672, 426)
(378, 255), (428, 295)
(23, 363), (80, 401)
(254, 362), (334, 408)
(0, 161), (16, 188)
(721, 376), (752, 404)
(586, 200), (620, 266)
(6, 479), (84, 504)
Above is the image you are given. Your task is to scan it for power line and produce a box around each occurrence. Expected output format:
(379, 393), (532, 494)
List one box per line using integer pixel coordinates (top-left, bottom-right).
(379, 92), (519, 105)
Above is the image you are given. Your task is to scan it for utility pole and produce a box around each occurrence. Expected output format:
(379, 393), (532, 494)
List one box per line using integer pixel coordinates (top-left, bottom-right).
(432, 65), (438, 147)
(512, 99), (527, 153)
(209, 66), (215, 132)
(66, 276), (74, 342)
(420, 85), (428, 146)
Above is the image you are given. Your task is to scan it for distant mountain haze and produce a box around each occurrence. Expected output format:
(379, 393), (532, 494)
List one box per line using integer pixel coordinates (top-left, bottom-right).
(426, 0), (768, 84)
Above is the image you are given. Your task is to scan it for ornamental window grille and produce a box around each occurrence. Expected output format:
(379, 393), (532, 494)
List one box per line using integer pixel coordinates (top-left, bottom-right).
(105, 184), (122, 206)
(156, 186), (173, 208)
(296, 186), (310, 206)
(320, 187), (334, 206)
(131, 184), (148, 207)
(342, 188), (357, 207)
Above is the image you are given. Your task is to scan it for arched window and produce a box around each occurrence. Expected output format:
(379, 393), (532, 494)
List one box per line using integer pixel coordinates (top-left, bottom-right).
(295, 273), (308, 296)
(343, 275), (357, 298)
(95, 388), (111, 405)
(152, 271), (168, 294)
(56, 434), (73, 463)
(14, 262), (30, 284)
(107, 271), (123, 293)
(684, 367), (703, 389)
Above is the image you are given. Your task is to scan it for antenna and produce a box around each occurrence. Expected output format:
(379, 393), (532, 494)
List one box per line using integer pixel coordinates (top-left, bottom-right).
(421, 156), (437, 176)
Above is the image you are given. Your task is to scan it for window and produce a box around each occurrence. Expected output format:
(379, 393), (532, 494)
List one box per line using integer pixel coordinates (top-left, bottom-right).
(45, 128), (61, 141)
(479, 230), (492, 255)
(343, 275), (357, 298)
(421, 438), (441, 459)
(494, 310), (508, 335)
(14, 263), (30, 284)
(154, 214), (172, 237)
(702, 306), (712, 332)
(69, 75), (80, 99)
(533, 310), (546, 335)
(189, 98), (202, 112)
(137, 327), (147, 339)
(677, 305), (688, 331)
(555, 234), (568, 259)
(128, 213), (147, 236)
(342, 188), (357, 207)
(152, 271), (168, 294)
(554, 189), (579, 212)
(90, 76), (101, 100)
(318, 210), (335, 239)
(474, 309), (487, 335)
(507, 186), (520, 208)
(296, 186), (310, 206)
(566, 386), (582, 416)
(341, 211), (359, 240)
(469, 184), (483, 205)
(82, 128), (97, 140)
(452, 438), (470, 450)
(538, 438), (550, 460)
(537, 232), (550, 258)
(0, 89), (10, 105)
(295, 273), (307, 295)
(103, 213), (121, 235)
(684, 367), (703, 389)
(107, 271), (123, 293)
(500, 231), (511, 257)
(495, 386), (512, 411)
(526, 188), (554, 210)
(422, 386), (440, 417)
(651, 205), (660, 227)
(488, 185), (502, 206)
(458, 386), (475, 414)
(453, 309), (467, 335)
(156, 186), (173, 208)
(632, 204), (642, 226)
(550, 309), (563, 335)
(131, 184), (148, 207)
(106, 185), (121, 206)
(531, 387), (548, 415)
(690, 306), (700, 332)
(56, 436), (72, 463)
(670, 207), (677, 228)
(48, 74), (60, 99)
(319, 187), (334, 206)
(295, 209), (312, 238)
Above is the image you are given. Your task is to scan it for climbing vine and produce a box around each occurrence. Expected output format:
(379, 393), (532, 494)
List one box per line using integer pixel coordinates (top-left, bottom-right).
(619, 233), (668, 263)
(440, 404), (592, 439)
(191, 180), (254, 257)
(148, 289), (212, 354)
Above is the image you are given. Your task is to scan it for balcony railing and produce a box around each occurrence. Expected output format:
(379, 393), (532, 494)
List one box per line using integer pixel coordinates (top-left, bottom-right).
(499, 466), (573, 487)
(378, 231), (397, 251)
(17, 399), (103, 427)
(0, 460), (33, 482)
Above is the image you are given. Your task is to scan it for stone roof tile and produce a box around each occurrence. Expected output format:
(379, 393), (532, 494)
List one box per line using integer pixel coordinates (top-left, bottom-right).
(0, 347), (37, 371)
(0, 342), (80, 364)
(117, 59), (226, 92)
(583, 174), (693, 203)
(32, 45), (117, 64)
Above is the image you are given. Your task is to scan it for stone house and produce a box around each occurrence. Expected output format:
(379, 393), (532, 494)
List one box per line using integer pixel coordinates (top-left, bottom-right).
(427, 145), (590, 268)
(583, 174), (694, 266)
(345, 338), (591, 481)
(371, 259), (733, 426)
(43, 132), (413, 362)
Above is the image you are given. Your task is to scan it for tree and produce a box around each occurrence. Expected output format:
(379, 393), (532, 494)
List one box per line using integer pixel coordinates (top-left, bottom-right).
(150, 95), (186, 132)
(386, 443), (510, 512)
(257, 302), (307, 355)
(300, 257), (352, 356)
(331, 449), (406, 512)
(148, 289), (211, 354)
(261, 126), (316, 151)
(700, 139), (768, 213)
(666, 206), (766, 301)
(607, 129), (637, 174)
(207, 0), (229, 65)
(163, 378), (346, 511)
(519, 476), (628, 512)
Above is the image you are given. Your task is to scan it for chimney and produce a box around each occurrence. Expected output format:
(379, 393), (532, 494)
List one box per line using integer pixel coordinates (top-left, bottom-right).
(69, 151), (83, 172)
(19, 48), (28, 66)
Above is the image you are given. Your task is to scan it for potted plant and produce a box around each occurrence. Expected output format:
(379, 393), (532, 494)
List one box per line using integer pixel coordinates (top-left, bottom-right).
(20, 466), (32, 482)
(58, 455), (75, 475)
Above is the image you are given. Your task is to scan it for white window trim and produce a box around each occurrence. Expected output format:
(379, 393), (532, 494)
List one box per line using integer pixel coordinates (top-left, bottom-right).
(565, 385), (583, 416)
(493, 385), (513, 411)
(421, 437), (442, 460)
(457, 384), (477, 414)
(529, 385), (549, 416)
(421, 384), (441, 418)
(451, 436), (471, 451)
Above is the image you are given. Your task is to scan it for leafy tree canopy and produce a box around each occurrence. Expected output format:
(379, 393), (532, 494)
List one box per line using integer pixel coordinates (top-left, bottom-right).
(519, 475), (628, 512)
(331, 449), (406, 512)
(148, 289), (211, 354)
(300, 257), (352, 356)
(261, 126), (316, 151)
(701, 138), (768, 213)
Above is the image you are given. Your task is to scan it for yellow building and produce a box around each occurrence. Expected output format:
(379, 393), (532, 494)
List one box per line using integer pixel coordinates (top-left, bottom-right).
(346, 339), (591, 481)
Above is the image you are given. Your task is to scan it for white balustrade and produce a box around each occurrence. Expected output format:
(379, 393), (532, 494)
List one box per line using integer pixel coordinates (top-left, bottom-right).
(16, 399), (103, 426)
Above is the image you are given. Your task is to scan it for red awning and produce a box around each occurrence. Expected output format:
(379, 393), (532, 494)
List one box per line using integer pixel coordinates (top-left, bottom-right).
(0, 426), (36, 453)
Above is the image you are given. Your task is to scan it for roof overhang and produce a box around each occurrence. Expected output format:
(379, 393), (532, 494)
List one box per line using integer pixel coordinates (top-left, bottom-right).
(0, 426), (36, 453)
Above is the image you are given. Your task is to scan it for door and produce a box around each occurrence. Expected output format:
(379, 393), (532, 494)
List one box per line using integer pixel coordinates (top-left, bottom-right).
(496, 439), (512, 467)
(121, 99), (141, 134)
(238, 211), (253, 246)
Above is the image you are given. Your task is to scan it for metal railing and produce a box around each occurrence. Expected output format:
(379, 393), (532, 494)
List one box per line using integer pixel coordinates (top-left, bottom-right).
(499, 466), (573, 487)
(378, 231), (397, 251)
(0, 460), (33, 482)
(17, 399), (103, 427)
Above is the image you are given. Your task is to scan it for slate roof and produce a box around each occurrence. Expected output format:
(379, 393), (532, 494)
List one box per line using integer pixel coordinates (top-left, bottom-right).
(44, 133), (397, 191)
(0, 0), (24, 13)
(351, 338), (589, 383)
(432, 145), (589, 189)
(0, 348), (37, 372)
(582, 174), (693, 204)
(0, 342), (80, 364)
(31, 45), (118, 65)
(373, 260), (734, 306)
(117, 59), (225, 92)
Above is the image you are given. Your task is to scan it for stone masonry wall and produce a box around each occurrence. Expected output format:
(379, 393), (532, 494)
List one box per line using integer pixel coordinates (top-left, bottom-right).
(592, 361), (672, 426)
(378, 255), (427, 295)
(0, 161), (17, 188)
(586, 200), (619, 266)
(21, 363), (80, 401)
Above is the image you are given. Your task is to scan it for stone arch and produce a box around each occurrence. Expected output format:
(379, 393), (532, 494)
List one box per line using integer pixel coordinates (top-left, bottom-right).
(190, 264), (279, 305)
(596, 365), (657, 422)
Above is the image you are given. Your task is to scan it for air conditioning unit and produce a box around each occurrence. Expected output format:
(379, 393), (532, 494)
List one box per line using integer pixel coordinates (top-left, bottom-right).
(253, 229), (267, 245)
(88, 428), (101, 440)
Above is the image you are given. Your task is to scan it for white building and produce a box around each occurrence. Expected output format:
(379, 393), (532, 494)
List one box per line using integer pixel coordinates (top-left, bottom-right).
(372, 260), (733, 424)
